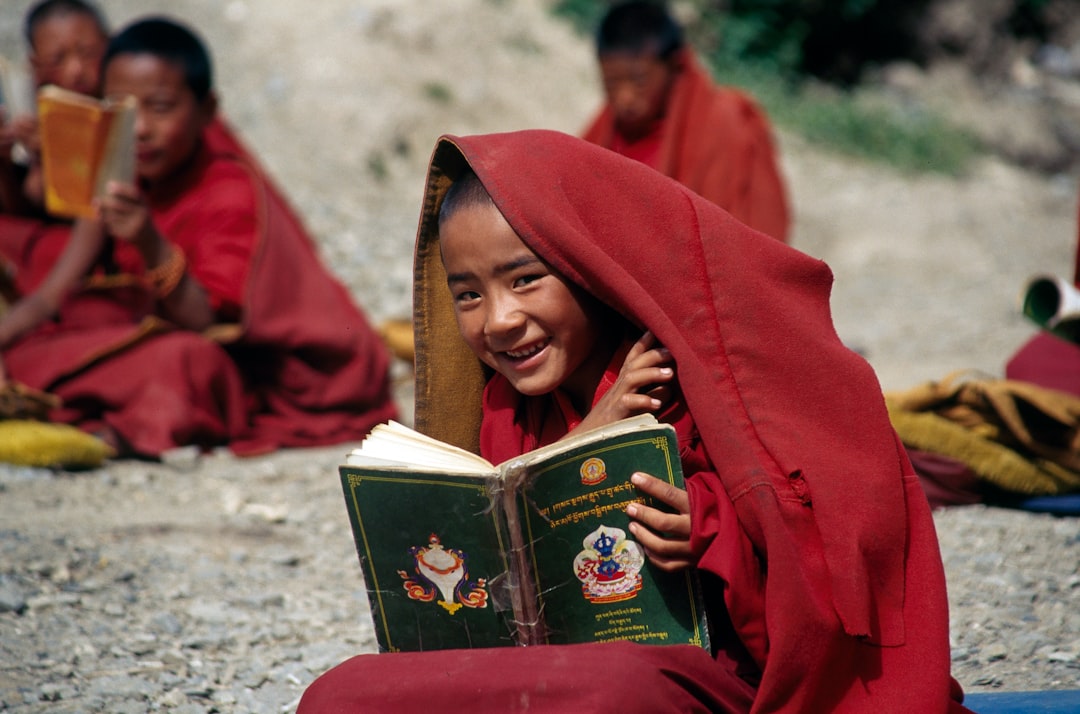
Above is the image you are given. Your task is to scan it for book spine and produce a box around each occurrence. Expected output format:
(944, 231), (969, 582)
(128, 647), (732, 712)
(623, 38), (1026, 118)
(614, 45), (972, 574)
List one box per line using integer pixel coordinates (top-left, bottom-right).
(498, 461), (541, 645)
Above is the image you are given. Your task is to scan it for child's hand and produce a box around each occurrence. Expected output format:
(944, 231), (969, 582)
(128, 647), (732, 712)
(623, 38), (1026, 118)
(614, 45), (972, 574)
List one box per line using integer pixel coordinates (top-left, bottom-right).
(97, 180), (155, 248)
(10, 116), (40, 156)
(576, 331), (674, 433)
(0, 113), (15, 157)
(626, 471), (698, 572)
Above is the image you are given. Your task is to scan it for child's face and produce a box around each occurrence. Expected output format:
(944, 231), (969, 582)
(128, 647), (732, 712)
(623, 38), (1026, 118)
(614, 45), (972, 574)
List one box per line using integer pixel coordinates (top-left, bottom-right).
(440, 200), (611, 408)
(599, 51), (677, 142)
(29, 13), (107, 95)
(103, 54), (213, 185)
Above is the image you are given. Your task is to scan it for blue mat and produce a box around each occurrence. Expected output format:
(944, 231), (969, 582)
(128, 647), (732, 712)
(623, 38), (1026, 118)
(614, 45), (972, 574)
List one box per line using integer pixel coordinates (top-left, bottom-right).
(964, 689), (1080, 713)
(1008, 493), (1080, 516)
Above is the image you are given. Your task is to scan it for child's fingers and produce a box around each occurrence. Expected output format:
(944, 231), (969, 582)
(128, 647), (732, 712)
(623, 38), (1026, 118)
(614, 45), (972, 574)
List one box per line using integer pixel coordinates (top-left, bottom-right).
(626, 474), (694, 570)
(104, 180), (142, 202)
(628, 330), (657, 356)
(626, 512), (694, 572)
(626, 343), (672, 369)
(626, 500), (690, 538)
(618, 391), (664, 414)
(629, 472), (690, 515)
(644, 384), (671, 403)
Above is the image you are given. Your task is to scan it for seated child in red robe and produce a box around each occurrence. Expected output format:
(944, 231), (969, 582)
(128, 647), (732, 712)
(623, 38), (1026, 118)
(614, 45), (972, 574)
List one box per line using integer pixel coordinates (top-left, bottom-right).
(296, 130), (970, 713)
(0, 0), (109, 218)
(581, 1), (790, 243)
(0, 17), (396, 457)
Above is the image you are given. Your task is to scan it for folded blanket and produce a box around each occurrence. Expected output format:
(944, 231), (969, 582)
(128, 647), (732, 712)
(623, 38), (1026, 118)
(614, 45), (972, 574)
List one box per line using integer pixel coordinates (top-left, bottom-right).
(886, 371), (1080, 496)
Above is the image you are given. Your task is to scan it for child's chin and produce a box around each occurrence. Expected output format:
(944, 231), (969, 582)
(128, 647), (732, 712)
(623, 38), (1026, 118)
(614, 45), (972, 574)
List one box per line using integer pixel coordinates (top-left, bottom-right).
(507, 378), (558, 397)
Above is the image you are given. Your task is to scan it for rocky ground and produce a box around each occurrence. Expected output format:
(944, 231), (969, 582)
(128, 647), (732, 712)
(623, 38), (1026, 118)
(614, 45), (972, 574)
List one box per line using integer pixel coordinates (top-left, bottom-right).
(1, 0), (1079, 712)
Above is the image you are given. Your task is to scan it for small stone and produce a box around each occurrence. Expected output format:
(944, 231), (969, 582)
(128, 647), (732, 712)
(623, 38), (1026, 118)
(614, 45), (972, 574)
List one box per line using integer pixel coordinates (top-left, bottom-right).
(161, 446), (202, 471)
(0, 580), (28, 614)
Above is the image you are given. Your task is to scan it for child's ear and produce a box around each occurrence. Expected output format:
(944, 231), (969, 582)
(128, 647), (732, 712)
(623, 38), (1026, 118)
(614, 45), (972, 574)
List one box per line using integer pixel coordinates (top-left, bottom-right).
(198, 91), (218, 125)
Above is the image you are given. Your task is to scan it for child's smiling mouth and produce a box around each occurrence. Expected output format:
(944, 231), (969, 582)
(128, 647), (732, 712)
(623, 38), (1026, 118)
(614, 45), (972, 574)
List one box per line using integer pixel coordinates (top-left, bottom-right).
(503, 337), (550, 361)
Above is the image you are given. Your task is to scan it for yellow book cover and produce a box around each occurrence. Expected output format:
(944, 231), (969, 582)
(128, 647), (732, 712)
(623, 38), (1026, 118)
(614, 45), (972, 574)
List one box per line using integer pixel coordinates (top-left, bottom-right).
(37, 85), (136, 219)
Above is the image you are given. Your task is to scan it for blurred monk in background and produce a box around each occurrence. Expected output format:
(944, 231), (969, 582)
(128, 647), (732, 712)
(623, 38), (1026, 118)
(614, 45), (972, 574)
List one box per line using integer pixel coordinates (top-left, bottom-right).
(581, 0), (791, 243)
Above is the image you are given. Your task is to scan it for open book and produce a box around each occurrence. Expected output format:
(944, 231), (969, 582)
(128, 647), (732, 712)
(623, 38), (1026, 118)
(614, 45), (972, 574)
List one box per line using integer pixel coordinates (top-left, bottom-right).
(0, 56), (34, 164)
(36, 85), (136, 219)
(1021, 274), (1080, 343)
(339, 414), (711, 653)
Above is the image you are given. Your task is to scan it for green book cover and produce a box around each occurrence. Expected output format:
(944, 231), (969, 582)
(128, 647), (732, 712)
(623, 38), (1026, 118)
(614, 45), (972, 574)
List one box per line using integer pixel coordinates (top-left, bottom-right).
(514, 430), (709, 650)
(338, 414), (710, 654)
(340, 469), (517, 652)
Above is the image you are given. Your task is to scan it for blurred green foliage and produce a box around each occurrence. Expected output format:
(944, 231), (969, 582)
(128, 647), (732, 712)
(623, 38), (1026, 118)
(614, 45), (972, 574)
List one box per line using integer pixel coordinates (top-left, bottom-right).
(552, 0), (984, 176)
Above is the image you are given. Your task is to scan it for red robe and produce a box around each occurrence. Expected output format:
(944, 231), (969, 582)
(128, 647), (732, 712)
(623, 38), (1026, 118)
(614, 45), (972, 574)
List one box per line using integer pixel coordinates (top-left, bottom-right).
(582, 50), (790, 243)
(298, 130), (968, 713)
(2, 130), (396, 456)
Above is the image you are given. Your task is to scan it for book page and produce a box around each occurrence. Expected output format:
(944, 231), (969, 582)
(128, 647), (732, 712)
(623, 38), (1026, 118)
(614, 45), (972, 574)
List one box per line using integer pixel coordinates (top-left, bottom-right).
(0, 56), (34, 119)
(500, 413), (660, 480)
(0, 56), (35, 164)
(345, 420), (495, 474)
(92, 95), (136, 199)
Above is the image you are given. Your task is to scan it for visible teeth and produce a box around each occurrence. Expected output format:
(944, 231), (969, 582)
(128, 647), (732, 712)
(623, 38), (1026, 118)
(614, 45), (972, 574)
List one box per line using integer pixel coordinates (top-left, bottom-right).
(506, 343), (543, 358)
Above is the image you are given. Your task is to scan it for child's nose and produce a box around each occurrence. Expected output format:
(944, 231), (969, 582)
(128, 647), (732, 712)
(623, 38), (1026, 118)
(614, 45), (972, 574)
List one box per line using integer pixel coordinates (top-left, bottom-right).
(60, 56), (88, 89)
(485, 295), (525, 335)
(133, 110), (151, 138)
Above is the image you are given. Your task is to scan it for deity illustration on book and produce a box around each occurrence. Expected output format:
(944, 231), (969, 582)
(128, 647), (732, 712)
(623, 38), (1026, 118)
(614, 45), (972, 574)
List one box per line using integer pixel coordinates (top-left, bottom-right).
(573, 526), (645, 604)
(398, 534), (489, 614)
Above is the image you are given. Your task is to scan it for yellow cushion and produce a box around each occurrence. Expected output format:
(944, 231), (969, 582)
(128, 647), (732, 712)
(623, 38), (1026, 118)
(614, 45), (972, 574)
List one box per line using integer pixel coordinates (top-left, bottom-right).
(0, 420), (115, 469)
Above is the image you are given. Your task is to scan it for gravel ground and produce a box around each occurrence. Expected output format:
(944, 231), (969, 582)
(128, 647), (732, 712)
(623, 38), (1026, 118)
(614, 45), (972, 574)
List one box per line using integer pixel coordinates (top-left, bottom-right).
(1, 1), (1079, 712)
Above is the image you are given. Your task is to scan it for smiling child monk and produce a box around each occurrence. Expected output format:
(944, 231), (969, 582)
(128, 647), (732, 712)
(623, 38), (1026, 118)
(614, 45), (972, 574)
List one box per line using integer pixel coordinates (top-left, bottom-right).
(1, 17), (396, 456)
(296, 130), (971, 713)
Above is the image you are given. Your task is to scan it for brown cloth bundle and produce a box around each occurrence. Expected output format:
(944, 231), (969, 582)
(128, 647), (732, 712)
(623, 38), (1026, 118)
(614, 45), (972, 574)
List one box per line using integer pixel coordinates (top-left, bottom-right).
(886, 371), (1080, 496)
(0, 381), (61, 421)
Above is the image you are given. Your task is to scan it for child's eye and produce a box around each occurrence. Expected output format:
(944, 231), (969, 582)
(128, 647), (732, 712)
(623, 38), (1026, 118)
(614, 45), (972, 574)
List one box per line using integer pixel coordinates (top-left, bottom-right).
(514, 273), (545, 288)
(453, 290), (480, 304)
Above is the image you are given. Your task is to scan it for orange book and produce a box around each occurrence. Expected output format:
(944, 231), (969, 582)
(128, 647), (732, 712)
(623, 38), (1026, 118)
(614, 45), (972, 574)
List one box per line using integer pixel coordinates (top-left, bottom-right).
(37, 85), (135, 219)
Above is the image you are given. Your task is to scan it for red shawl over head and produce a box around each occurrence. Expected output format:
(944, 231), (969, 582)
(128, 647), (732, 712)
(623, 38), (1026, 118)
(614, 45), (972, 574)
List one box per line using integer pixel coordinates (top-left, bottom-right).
(413, 131), (962, 711)
(582, 50), (791, 243)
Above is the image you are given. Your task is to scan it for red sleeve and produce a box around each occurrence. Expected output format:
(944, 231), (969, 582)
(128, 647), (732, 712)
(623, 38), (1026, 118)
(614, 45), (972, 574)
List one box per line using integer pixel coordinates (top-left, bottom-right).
(161, 161), (257, 319)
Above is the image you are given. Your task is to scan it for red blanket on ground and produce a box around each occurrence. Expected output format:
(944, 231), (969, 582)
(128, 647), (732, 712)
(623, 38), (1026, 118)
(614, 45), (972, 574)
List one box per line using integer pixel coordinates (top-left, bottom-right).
(299, 130), (968, 713)
(582, 50), (790, 243)
(1, 128), (395, 456)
